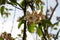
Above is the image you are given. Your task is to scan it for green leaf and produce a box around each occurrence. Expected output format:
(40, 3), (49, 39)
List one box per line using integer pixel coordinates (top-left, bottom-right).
(54, 22), (59, 26)
(46, 20), (52, 25)
(0, 0), (6, 4)
(41, 20), (52, 27)
(0, 37), (4, 40)
(41, 5), (43, 12)
(17, 34), (21, 37)
(1, 6), (5, 16)
(18, 16), (24, 29)
(36, 27), (42, 36)
(18, 20), (24, 29)
(20, 0), (25, 7)
(41, 20), (46, 27)
(10, 0), (17, 5)
(28, 23), (36, 33)
(39, 25), (43, 29)
(10, 0), (17, 3)
(53, 27), (57, 30)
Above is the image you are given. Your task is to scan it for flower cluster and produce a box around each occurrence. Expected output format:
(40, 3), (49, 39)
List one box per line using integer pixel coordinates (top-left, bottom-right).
(0, 32), (15, 40)
(24, 11), (45, 24)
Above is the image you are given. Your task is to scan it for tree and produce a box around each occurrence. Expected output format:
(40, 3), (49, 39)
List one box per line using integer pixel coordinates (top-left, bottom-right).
(0, 0), (59, 40)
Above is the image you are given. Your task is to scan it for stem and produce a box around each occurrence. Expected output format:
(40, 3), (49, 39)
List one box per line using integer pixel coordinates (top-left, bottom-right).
(22, 11), (26, 40)
(38, 23), (47, 40)
(54, 29), (60, 40)
(6, 1), (22, 10)
(49, 2), (58, 20)
(44, 0), (49, 39)
(22, 0), (26, 40)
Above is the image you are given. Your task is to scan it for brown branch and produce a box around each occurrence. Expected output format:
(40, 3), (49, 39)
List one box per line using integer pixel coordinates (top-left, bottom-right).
(49, 2), (58, 20)
(22, 0), (27, 40)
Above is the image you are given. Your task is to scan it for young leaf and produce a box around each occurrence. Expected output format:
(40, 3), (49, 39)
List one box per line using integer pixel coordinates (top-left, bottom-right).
(1, 6), (5, 16)
(36, 27), (42, 36)
(18, 20), (24, 29)
(28, 23), (36, 33)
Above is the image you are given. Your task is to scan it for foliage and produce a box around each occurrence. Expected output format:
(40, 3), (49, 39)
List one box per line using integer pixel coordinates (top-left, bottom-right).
(27, 23), (36, 33)
(0, 0), (59, 40)
(36, 26), (43, 36)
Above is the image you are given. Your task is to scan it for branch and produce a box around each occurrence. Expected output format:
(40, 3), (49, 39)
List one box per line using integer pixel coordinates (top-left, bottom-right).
(6, 1), (23, 10)
(16, 3), (24, 10)
(22, 0), (27, 40)
(51, 22), (59, 27)
(49, 1), (58, 20)
(54, 29), (60, 40)
(38, 23), (47, 40)
(11, 5), (22, 10)
(40, 28), (47, 40)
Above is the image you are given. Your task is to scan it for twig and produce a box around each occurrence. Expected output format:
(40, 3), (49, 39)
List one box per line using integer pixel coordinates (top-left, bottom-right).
(51, 22), (59, 27)
(16, 2), (24, 10)
(49, 1), (58, 20)
(54, 29), (60, 40)
(38, 23), (47, 40)
(6, 1), (22, 10)
(11, 5), (22, 10)
(46, 0), (48, 19)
